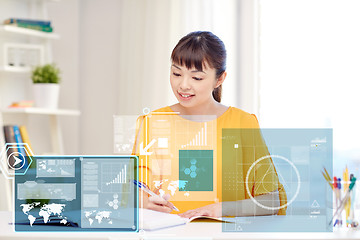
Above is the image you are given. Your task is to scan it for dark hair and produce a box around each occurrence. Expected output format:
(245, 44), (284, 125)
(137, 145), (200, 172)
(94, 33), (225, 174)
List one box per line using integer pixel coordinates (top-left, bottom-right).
(171, 31), (227, 102)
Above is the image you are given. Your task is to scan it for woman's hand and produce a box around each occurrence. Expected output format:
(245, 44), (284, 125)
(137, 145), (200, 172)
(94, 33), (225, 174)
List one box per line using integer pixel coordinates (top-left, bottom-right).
(141, 193), (174, 213)
(178, 202), (222, 219)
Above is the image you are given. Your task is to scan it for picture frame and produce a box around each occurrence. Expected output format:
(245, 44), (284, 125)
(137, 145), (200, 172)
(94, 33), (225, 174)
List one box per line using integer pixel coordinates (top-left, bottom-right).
(3, 43), (44, 72)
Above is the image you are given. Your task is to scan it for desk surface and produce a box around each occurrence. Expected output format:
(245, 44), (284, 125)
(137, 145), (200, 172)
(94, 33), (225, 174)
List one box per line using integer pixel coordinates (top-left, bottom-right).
(1, 211), (360, 240)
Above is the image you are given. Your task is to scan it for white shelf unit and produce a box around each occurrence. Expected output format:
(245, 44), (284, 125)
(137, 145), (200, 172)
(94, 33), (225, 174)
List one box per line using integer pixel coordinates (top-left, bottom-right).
(0, 0), (79, 212)
(0, 8), (60, 73)
(0, 66), (32, 73)
(0, 0), (75, 155)
(0, 107), (80, 212)
(0, 25), (60, 39)
(1, 107), (80, 116)
(0, 108), (80, 155)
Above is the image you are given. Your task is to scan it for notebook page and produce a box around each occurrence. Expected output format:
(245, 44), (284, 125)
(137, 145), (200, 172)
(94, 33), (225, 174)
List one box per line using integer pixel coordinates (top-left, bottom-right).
(140, 209), (187, 230)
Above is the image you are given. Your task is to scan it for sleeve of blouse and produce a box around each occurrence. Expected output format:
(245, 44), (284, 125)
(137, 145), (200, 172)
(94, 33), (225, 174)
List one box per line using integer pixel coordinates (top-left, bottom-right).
(247, 114), (287, 215)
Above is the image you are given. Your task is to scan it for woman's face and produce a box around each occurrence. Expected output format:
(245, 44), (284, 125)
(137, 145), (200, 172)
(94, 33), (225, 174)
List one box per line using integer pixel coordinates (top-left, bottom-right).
(170, 62), (218, 109)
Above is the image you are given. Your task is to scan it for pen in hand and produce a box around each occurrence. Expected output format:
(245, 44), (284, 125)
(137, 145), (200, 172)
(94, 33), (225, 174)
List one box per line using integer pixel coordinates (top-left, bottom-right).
(133, 180), (179, 212)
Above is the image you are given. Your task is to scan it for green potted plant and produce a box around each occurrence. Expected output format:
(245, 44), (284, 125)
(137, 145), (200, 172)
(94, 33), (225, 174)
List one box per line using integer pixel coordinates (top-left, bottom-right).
(31, 64), (61, 109)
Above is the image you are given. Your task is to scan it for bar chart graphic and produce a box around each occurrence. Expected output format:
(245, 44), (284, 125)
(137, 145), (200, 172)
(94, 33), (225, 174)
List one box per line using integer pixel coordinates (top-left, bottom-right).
(101, 163), (129, 193)
(106, 164), (127, 185)
(181, 123), (207, 148)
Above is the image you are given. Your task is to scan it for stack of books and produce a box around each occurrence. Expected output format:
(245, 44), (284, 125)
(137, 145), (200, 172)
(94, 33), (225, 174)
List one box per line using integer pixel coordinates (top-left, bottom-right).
(4, 18), (53, 33)
(3, 125), (33, 169)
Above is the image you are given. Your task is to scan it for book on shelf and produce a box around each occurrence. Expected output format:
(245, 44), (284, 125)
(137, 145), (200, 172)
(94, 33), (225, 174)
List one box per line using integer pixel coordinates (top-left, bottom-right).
(19, 126), (33, 155)
(4, 18), (51, 26)
(13, 125), (29, 169)
(3, 125), (33, 169)
(4, 18), (53, 33)
(0, 122), (6, 162)
(9, 100), (34, 108)
(3, 125), (17, 168)
(16, 22), (53, 32)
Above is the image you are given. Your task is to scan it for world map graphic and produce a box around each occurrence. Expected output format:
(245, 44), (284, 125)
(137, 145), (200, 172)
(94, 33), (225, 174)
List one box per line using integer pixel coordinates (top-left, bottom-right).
(20, 202), (67, 227)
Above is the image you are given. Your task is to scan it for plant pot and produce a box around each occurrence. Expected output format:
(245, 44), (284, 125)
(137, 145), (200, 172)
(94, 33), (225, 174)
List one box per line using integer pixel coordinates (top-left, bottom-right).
(33, 83), (60, 109)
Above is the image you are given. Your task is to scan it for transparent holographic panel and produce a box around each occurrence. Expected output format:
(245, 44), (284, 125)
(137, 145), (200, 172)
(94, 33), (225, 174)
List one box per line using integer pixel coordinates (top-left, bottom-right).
(36, 158), (75, 177)
(143, 113), (217, 203)
(179, 150), (213, 191)
(14, 156), (82, 231)
(222, 129), (333, 232)
(81, 156), (138, 230)
(17, 183), (76, 201)
(113, 115), (139, 154)
(14, 156), (138, 232)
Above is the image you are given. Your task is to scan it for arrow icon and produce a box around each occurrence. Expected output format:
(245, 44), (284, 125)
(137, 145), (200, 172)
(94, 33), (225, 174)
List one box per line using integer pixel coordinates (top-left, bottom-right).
(13, 155), (23, 166)
(7, 152), (26, 170)
(140, 139), (157, 155)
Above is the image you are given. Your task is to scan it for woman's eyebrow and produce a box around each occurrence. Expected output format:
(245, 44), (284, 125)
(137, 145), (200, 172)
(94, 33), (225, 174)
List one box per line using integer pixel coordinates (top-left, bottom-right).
(172, 64), (206, 73)
(172, 64), (181, 70)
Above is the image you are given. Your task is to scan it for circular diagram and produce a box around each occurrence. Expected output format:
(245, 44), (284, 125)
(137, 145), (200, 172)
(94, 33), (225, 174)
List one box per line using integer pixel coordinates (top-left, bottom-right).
(245, 154), (301, 210)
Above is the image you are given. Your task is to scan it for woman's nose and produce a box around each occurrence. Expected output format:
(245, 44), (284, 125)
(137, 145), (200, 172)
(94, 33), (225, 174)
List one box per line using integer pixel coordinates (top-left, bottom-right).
(179, 76), (191, 90)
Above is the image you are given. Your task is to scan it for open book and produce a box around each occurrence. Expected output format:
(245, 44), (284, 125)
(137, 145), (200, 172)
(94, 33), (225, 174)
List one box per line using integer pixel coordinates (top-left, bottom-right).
(140, 208), (229, 230)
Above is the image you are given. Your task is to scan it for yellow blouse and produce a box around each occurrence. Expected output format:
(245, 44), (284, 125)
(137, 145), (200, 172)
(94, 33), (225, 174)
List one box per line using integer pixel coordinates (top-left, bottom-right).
(133, 106), (287, 215)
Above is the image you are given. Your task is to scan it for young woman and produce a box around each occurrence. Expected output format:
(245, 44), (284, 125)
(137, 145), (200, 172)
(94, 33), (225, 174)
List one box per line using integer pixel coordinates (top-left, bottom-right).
(134, 31), (287, 218)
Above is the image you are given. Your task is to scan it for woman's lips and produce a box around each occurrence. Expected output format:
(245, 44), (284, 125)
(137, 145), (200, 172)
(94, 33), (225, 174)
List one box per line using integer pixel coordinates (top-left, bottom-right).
(178, 92), (195, 100)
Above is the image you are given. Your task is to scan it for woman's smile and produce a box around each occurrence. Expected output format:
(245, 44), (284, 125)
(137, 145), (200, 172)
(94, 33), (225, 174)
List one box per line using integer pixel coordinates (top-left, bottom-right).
(178, 91), (195, 101)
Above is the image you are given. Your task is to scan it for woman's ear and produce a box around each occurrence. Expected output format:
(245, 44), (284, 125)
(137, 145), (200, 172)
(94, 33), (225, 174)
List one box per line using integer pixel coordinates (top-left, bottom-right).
(215, 71), (227, 88)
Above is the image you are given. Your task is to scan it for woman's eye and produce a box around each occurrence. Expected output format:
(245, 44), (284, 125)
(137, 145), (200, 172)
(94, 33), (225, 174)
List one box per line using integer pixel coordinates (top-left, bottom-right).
(173, 72), (181, 77)
(193, 77), (203, 81)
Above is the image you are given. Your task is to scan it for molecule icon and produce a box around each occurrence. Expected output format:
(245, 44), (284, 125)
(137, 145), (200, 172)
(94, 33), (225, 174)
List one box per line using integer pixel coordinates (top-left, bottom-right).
(184, 158), (197, 178)
(108, 193), (119, 210)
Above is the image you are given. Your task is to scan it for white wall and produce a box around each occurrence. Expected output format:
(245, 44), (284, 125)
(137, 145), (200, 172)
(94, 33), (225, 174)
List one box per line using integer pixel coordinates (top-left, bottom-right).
(48, 0), (80, 155)
(79, 0), (123, 154)
(0, 0), (257, 155)
(77, 0), (255, 154)
(236, 0), (259, 115)
(0, 0), (257, 210)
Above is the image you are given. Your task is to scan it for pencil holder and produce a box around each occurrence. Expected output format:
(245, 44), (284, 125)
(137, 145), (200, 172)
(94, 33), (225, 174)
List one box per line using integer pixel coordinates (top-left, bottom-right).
(330, 179), (358, 228)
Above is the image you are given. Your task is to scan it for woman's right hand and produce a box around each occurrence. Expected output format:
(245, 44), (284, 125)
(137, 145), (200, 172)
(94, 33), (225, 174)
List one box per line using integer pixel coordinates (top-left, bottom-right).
(141, 193), (174, 213)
